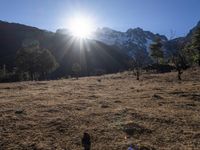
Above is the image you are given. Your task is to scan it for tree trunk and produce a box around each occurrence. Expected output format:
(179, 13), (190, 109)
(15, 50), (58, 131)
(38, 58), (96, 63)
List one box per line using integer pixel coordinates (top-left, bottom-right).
(30, 72), (34, 81)
(41, 72), (47, 80)
(178, 69), (182, 80)
(136, 69), (140, 80)
(3, 64), (6, 77)
(198, 49), (200, 66)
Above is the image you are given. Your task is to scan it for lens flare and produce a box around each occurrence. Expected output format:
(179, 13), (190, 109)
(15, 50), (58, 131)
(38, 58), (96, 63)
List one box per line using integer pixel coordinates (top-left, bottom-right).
(68, 16), (94, 38)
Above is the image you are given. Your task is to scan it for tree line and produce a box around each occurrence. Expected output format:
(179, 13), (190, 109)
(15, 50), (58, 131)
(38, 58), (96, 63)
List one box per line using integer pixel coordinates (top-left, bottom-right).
(0, 27), (199, 82)
(0, 40), (58, 82)
(129, 26), (200, 80)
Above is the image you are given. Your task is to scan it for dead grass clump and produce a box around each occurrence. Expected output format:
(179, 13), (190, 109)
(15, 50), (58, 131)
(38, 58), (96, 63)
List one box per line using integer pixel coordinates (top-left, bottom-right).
(45, 118), (69, 133)
(114, 100), (122, 103)
(88, 94), (99, 98)
(169, 91), (185, 95)
(0, 86), (11, 90)
(182, 93), (200, 102)
(153, 117), (175, 125)
(43, 108), (60, 113)
(100, 104), (109, 108)
(111, 76), (123, 79)
(122, 122), (152, 136)
(97, 79), (101, 82)
(99, 101), (110, 108)
(171, 92), (200, 101)
(152, 94), (164, 100)
(139, 145), (156, 150)
(15, 109), (25, 114)
(190, 94), (200, 101)
(176, 103), (197, 110)
(32, 82), (48, 85)
(126, 144), (156, 150)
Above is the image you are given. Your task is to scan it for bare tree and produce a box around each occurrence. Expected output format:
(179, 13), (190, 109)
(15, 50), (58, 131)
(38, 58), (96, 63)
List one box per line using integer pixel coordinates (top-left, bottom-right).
(171, 41), (188, 80)
(190, 27), (200, 66)
(129, 49), (149, 80)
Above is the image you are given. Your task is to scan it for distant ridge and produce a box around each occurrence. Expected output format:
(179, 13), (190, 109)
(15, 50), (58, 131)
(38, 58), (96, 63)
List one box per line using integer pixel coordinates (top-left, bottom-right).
(0, 20), (200, 78)
(0, 20), (129, 78)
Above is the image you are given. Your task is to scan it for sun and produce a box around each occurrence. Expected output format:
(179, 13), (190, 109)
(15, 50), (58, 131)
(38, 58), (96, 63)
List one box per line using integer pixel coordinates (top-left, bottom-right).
(68, 16), (94, 38)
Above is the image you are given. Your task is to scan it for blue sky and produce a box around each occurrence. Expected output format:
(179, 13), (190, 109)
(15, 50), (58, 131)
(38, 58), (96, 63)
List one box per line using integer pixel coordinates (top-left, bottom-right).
(0, 0), (200, 38)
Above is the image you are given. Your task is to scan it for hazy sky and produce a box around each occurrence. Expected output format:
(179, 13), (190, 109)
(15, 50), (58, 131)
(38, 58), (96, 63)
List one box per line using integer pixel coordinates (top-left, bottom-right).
(0, 0), (200, 38)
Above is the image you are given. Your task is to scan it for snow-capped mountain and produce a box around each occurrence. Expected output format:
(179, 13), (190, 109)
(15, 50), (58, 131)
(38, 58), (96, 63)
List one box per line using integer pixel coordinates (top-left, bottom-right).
(92, 27), (168, 54)
(56, 27), (168, 56)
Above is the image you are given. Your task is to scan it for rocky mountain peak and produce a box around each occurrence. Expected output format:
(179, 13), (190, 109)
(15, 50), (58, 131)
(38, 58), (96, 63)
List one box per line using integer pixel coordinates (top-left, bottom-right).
(93, 27), (168, 54)
(185, 20), (200, 39)
(197, 20), (200, 26)
(126, 27), (143, 33)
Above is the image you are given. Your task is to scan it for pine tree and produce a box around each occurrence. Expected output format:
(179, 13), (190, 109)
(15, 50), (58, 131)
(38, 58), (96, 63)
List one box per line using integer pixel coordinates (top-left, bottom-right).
(16, 40), (58, 80)
(150, 37), (164, 64)
(72, 63), (81, 79)
(37, 48), (58, 79)
(3, 64), (6, 77)
(191, 27), (200, 66)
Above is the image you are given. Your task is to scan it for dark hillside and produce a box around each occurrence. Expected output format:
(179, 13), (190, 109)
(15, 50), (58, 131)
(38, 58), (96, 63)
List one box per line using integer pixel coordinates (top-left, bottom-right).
(0, 21), (129, 78)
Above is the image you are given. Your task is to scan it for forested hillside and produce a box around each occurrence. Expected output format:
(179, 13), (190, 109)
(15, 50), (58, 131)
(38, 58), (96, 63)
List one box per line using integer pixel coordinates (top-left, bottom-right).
(0, 21), (129, 80)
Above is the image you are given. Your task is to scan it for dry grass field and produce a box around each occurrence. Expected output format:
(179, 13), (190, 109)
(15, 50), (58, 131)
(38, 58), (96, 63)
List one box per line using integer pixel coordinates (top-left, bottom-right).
(0, 68), (200, 150)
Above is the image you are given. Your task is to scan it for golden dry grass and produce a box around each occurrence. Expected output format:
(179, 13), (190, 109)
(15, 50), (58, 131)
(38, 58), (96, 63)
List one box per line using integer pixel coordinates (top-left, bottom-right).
(0, 68), (200, 150)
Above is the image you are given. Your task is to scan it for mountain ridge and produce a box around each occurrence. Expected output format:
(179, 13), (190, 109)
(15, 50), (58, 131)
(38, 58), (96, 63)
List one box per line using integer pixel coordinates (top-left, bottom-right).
(58, 26), (168, 55)
(0, 20), (129, 78)
(0, 20), (200, 78)
(92, 27), (168, 55)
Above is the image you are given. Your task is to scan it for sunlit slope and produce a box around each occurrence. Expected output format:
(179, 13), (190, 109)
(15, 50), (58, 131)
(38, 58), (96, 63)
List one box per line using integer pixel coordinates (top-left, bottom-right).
(0, 68), (199, 149)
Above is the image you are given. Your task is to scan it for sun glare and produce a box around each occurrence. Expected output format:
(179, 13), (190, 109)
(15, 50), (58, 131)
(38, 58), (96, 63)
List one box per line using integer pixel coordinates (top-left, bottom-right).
(68, 16), (94, 38)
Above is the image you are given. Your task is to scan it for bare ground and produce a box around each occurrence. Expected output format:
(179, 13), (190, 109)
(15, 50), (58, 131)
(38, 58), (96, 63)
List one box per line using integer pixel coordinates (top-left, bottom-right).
(0, 68), (200, 150)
